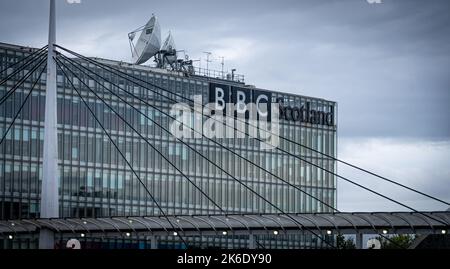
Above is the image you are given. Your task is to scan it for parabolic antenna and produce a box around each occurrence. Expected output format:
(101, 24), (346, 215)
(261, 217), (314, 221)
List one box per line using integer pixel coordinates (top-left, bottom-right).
(66, 238), (81, 249)
(367, 238), (381, 249)
(161, 31), (177, 64)
(128, 15), (161, 65)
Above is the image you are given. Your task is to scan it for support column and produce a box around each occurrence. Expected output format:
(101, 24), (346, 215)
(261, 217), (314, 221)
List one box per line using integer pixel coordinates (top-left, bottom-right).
(39, 0), (58, 249)
(248, 234), (256, 249)
(150, 235), (158, 249)
(355, 232), (363, 249)
(39, 229), (55, 249)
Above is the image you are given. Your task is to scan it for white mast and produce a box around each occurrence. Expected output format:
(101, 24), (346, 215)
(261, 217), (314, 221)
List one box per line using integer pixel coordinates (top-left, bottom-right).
(39, 0), (59, 249)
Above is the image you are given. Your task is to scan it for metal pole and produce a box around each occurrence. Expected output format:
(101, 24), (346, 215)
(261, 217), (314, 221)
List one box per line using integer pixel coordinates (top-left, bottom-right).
(39, 0), (58, 249)
(203, 52), (211, 77)
(248, 234), (256, 249)
(150, 235), (158, 249)
(355, 232), (363, 249)
(219, 56), (224, 79)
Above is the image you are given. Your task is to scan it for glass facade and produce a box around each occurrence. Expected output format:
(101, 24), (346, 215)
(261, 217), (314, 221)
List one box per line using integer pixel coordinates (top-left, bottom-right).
(0, 43), (337, 248)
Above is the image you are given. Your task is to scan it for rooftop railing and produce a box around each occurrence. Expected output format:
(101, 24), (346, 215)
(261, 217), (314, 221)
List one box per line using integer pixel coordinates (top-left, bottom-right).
(192, 66), (245, 83)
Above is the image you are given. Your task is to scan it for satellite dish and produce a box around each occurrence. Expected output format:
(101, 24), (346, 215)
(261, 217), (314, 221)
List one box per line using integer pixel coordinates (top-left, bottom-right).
(161, 31), (177, 64)
(367, 238), (381, 249)
(162, 31), (176, 51)
(128, 14), (161, 65)
(66, 238), (81, 249)
(128, 32), (136, 41)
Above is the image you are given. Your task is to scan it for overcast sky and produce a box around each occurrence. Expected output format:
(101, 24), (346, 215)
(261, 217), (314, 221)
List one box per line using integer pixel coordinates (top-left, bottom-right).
(1, 0), (449, 212)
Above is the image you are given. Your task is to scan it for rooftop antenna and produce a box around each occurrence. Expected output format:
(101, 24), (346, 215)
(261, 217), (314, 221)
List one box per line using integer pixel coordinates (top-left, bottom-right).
(203, 51), (211, 77)
(218, 56), (224, 79)
(177, 49), (187, 60)
(191, 58), (201, 70)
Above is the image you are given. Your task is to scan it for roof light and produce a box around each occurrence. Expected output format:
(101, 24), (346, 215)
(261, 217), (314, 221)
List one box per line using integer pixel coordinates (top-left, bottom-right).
(442, 230), (447, 234)
(273, 230), (279, 235)
(8, 235), (13, 240)
(382, 229), (388, 234)
(173, 232), (178, 236)
(326, 230), (332, 235)
(125, 232), (131, 237)
(222, 231), (227, 235)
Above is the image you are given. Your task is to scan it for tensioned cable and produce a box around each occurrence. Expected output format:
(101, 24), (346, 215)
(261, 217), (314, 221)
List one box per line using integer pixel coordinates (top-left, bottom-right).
(54, 45), (449, 208)
(56, 58), (225, 214)
(0, 46), (48, 86)
(0, 62), (46, 145)
(56, 61), (275, 250)
(55, 51), (412, 212)
(55, 59), (189, 249)
(56, 56), (336, 249)
(59, 54), (337, 212)
(56, 60), (270, 250)
(58, 61), (276, 251)
(59, 53), (404, 248)
(58, 52), (337, 213)
(54, 49), (450, 227)
(60, 54), (407, 248)
(58, 57), (333, 249)
(57, 55), (335, 249)
(0, 55), (47, 106)
(0, 45), (47, 74)
(0, 55), (48, 106)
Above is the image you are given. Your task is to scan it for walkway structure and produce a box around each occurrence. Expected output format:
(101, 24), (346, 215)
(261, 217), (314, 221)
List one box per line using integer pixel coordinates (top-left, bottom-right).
(0, 212), (448, 248)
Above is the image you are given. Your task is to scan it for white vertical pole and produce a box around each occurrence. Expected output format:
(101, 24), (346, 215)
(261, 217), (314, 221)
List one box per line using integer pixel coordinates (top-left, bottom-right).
(248, 234), (256, 249)
(355, 232), (363, 249)
(150, 236), (158, 249)
(39, 0), (58, 249)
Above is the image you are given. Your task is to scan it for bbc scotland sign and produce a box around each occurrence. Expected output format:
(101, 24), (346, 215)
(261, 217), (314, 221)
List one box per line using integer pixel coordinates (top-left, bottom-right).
(209, 83), (334, 127)
(209, 83), (272, 120)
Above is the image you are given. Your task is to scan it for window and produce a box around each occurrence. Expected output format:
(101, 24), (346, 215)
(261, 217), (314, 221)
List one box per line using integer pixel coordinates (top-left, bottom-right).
(140, 112), (146, 125)
(103, 172), (109, 188)
(111, 173), (117, 191)
(72, 147), (78, 159)
(23, 127), (29, 141)
(87, 171), (93, 187)
(118, 173), (124, 189)
(14, 127), (20, 141)
(182, 147), (187, 160)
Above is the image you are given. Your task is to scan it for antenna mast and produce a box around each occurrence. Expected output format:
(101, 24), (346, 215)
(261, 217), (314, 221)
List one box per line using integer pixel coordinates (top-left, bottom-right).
(203, 51), (211, 77)
(218, 56), (224, 79)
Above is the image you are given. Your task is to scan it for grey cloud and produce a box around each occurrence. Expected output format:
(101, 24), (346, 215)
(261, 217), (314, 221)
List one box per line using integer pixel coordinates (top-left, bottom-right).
(0, 0), (449, 139)
(338, 138), (450, 211)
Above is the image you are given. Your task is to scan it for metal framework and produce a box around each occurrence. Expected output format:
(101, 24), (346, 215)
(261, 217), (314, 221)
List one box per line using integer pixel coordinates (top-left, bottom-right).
(1, 212), (448, 238)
